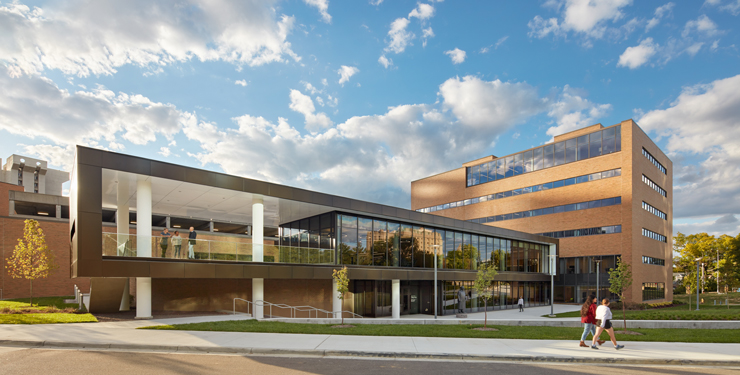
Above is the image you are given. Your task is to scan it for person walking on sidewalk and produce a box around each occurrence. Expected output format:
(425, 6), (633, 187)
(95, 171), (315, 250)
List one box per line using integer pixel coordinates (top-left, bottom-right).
(591, 298), (624, 350)
(518, 297), (524, 312)
(580, 295), (605, 347)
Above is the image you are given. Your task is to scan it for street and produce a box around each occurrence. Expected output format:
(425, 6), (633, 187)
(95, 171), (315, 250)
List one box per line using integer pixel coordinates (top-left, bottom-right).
(0, 347), (737, 375)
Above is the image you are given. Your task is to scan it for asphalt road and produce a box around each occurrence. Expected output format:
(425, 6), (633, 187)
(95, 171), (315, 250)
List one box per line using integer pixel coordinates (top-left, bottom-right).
(0, 347), (738, 375)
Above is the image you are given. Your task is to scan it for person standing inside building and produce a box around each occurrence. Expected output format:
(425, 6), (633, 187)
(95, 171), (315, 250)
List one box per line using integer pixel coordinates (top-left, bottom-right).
(457, 286), (467, 313)
(172, 231), (182, 258)
(160, 227), (171, 258)
(188, 226), (197, 259)
(580, 295), (605, 347)
(591, 299), (624, 350)
(518, 297), (524, 312)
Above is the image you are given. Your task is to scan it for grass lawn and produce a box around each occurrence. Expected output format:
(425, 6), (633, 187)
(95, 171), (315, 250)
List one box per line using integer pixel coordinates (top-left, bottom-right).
(142, 320), (740, 343)
(546, 304), (740, 320)
(674, 292), (740, 305)
(0, 296), (97, 324)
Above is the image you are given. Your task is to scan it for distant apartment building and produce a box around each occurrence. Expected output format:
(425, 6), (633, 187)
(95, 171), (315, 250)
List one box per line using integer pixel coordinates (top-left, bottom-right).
(411, 119), (673, 304)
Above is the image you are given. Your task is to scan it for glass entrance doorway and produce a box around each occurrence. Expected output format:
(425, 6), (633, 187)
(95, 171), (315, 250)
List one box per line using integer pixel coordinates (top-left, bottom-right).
(402, 285), (420, 315)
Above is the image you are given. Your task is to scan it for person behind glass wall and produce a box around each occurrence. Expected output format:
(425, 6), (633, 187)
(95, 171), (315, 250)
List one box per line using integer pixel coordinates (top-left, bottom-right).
(160, 227), (171, 258)
(518, 297), (524, 312)
(580, 295), (605, 348)
(188, 227), (197, 259)
(457, 286), (467, 313)
(171, 231), (182, 258)
(591, 299), (624, 350)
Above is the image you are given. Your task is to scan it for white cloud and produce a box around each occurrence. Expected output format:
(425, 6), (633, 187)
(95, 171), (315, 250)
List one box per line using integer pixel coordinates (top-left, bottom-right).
(639, 74), (740, 218)
(234, 80), (248, 87)
(385, 18), (414, 54)
(288, 89), (333, 131)
(685, 42), (704, 56)
(444, 48), (467, 64)
(370, 0), (384, 5)
(303, 81), (322, 94)
(421, 27), (435, 47)
(495, 36), (509, 49)
(0, 66), (191, 169)
(645, 2), (674, 32)
(378, 55), (393, 68)
(109, 142), (125, 150)
(337, 65), (359, 85)
(0, 1), (300, 77)
(683, 15), (720, 38)
(711, 40), (720, 51)
(303, 0), (332, 23)
(674, 215), (740, 237)
(408, 3), (435, 21)
(705, 0), (740, 16)
(159, 147), (172, 157)
(528, 0), (634, 42)
(545, 85), (612, 138)
(617, 38), (658, 69)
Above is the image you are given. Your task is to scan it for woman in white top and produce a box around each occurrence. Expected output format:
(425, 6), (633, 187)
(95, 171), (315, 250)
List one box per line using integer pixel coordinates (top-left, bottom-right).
(591, 299), (624, 350)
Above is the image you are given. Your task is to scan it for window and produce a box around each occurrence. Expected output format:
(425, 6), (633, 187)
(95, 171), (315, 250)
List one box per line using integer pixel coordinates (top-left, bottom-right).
(469, 196), (621, 223)
(533, 148), (543, 171)
(505, 156), (514, 178)
(514, 153), (523, 175)
(496, 159), (505, 180)
(642, 256), (665, 266)
(642, 282), (665, 301)
(642, 201), (667, 220)
(589, 130), (602, 158)
(543, 145), (553, 169)
(643, 148), (667, 174)
(642, 175), (667, 197)
(554, 142), (565, 166)
(577, 135), (589, 161)
(538, 225), (621, 239)
(523, 150), (533, 173)
(565, 138), (577, 163)
(642, 228), (667, 243)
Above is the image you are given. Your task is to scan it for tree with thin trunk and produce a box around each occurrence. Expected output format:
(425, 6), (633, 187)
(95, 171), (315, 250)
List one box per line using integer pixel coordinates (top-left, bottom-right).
(472, 263), (498, 328)
(608, 258), (633, 334)
(6, 219), (58, 306)
(332, 266), (350, 325)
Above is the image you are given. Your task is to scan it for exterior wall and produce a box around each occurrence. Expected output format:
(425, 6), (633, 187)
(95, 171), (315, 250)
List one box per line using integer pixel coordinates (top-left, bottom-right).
(1, 155), (69, 196)
(411, 119), (673, 303)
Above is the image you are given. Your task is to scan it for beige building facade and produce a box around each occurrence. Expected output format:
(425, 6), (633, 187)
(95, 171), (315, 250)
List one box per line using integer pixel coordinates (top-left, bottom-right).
(411, 119), (673, 304)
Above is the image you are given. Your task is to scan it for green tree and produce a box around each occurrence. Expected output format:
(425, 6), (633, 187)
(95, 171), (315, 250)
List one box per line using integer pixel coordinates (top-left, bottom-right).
(608, 257), (632, 334)
(332, 266), (350, 325)
(6, 219), (58, 306)
(472, 264), (498, 328)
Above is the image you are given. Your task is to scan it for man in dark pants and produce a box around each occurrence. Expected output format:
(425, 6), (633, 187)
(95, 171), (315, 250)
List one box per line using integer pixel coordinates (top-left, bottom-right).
(160, 227), (171, 258)
(457, 286), (467, 313)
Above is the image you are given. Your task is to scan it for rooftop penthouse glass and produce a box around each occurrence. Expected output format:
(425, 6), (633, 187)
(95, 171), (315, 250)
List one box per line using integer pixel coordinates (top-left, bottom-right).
(466, 125), (621, 187)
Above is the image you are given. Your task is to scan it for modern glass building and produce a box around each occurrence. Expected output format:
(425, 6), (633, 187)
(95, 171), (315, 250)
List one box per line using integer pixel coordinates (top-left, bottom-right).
(70, 146), (558, 318)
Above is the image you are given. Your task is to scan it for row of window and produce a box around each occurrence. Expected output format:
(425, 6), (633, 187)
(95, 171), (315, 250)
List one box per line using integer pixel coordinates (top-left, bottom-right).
(337, 214), (554, 273)
(642, 282), (665, 301)
(466, 125), (622, 187)
(642, 174), (667, 197)
(642, 201), (667, 220)
(538, 225), (622, 239)
(417, 168), (622, 213)
(642, 256), (665, 266)
(642, 148), (667, 174)
(469, 197), (622, 224)
(642, 228), (667, 243)
(560, 255), (620, 275)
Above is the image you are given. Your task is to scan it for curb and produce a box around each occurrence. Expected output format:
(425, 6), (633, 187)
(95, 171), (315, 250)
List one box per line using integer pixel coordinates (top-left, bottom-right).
(0, 340), (739, 366)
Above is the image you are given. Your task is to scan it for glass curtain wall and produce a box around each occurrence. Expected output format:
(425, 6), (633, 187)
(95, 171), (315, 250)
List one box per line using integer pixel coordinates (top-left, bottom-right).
(279, 213), (335, 263)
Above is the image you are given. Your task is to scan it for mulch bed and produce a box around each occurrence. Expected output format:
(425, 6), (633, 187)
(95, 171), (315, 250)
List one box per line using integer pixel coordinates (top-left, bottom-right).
(93, 310), (227, 322)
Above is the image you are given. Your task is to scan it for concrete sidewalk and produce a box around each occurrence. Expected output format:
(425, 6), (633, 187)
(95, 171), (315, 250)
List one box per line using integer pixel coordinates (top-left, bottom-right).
(0, 313), (739, 366)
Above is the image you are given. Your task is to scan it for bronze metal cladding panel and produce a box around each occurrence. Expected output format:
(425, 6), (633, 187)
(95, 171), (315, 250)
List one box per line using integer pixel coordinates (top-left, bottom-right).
(291, 266), (315, 279)
(75, 164), (102, 214)
(396, 210), (410, 220)
(243, 179), (270, 195)
(363, 269), (382, 279)
(332, 197), (352, 210)
(151, 262), (185, 278)
(366, 203), (384, 216)
(409, 211), (423, 222)
(311, 193), (333, 206)
(292, 189), (313, 203)
(215, 264), (244, 279)
(151, 161), (187, 181)
(268, 184), (293, 200)
(313, 267), (334, 279)
(184, 263), (216, 278)
(212, 173), (243, 192)
(382, 206), (397, 217)
(76, 211), (103, 260)
(349, 200), (367, 212)
(76, 147), (103, 167)
(88, 277), (127, 313)
(268, 266), (293, 279)
(184, 168), (219, 188)
(348, 268), (370, 280)
(410, 270), (435, 281)
(380, 269), (401, 280)
(77, 259), (103, 277)
(101, 260), (150, 277)
(244, 265), (270, 278)
(101, 151), (151, 175)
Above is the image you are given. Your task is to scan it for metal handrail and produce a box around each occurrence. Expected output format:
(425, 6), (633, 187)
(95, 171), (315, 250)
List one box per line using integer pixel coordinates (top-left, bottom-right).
(233, 298), (362, 319)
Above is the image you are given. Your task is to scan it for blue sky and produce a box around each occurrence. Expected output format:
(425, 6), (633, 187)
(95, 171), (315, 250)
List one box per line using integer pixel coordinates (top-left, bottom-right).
(1, 0), (739, 236)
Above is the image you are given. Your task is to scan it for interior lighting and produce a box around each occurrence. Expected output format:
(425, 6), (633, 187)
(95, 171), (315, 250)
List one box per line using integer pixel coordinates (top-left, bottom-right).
(37, 212), (49, 216)
(173, 225), (181, 228)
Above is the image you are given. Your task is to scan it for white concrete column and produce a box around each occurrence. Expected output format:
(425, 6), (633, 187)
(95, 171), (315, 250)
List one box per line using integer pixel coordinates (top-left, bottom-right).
(136, 177), (152, 319)
(332, 279), (342, 318)
(392, 279), (400, 319)
(117, 174), (130, 311)
(252, 196), (264, 262)
(253, 278), (264, 319)
(135, 277), (152, 319)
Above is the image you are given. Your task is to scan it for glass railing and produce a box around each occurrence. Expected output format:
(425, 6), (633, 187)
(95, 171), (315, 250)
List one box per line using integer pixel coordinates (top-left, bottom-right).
(102, 233), (336, 265)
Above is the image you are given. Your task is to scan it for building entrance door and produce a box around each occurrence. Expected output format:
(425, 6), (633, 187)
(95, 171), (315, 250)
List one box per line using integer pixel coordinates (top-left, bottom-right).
(402, 285), (420, 315)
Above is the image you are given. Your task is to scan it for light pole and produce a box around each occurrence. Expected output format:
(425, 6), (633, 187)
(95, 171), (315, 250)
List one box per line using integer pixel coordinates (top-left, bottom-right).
(696, 257), (701, 311)
(717, 248), (720, 294)
(594, 259), (602, 303)
(433, 244), (440, 319)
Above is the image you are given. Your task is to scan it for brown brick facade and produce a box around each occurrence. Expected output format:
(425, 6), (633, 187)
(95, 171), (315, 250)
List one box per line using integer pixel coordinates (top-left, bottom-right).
(411, 120), (673, 303)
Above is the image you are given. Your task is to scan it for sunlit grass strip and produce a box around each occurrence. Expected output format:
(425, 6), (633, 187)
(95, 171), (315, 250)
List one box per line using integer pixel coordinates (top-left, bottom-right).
(0, 313), (97, 324)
